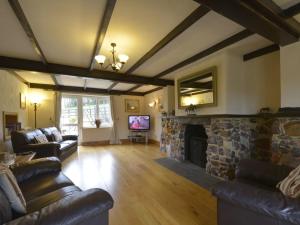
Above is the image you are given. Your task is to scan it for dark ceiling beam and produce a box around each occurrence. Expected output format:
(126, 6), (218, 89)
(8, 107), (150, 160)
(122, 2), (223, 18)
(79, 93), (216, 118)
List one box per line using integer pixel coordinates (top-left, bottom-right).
(280, 3), (300, 18)
(193, 0), (299, 46)
(7, 70), (29, 86)
(243, 44), (279, 61)
(126, 5), (210, 74)
(107, 82), (118, 91)
(127, 29), (253, 92)
(182, 89), (211, 96)
(0, 56), (174, 86)
(89, 0), (116, 71)
(127, 84), (143, 92)
(143, 87), (163, 96)
(120, 6), (210, 93)
(154, 29), (253, 78)
(8, 0), (58, 86)
(29, 83), (144, 96)
(181, 81), (212, 89)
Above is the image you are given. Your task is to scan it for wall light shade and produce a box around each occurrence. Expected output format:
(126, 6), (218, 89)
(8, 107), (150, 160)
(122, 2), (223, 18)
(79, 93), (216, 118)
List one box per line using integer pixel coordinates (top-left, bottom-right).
(118, 54), (129, 64)
(95, 55), (106, 64)
(148, 101), (156, 108)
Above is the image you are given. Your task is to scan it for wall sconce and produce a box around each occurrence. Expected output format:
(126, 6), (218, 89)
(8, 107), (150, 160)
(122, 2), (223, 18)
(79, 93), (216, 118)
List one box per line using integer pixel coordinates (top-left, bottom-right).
(148, 101), (156, 108)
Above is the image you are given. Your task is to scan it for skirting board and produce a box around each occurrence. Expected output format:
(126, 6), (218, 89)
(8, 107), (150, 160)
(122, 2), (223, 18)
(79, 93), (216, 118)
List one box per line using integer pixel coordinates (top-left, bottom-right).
(80, 139), (160, 146)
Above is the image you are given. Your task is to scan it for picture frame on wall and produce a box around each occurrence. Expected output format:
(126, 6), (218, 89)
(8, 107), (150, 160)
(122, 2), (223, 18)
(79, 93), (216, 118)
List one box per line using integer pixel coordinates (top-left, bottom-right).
(125, 99), (140, 113)
(20, 93), (26, 109)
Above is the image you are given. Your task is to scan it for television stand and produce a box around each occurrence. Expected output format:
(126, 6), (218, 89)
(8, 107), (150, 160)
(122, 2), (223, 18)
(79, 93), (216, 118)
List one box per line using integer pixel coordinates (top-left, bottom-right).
(128, 130), (149, 144)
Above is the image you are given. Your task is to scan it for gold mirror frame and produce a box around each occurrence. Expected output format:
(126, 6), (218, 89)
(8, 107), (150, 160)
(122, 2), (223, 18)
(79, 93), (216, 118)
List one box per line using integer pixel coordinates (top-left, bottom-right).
(177, 66), (217, 109)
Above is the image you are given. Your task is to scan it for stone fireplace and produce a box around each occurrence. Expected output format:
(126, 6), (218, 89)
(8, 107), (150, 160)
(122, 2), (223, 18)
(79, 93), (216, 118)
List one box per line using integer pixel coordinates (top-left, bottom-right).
(160, 114), (300, 179)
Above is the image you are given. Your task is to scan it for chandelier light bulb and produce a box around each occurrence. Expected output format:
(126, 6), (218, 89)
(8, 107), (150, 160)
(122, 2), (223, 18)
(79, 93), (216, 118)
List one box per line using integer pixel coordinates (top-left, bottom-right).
(95, 55), (106, 64)
(118, 54), (129, 64)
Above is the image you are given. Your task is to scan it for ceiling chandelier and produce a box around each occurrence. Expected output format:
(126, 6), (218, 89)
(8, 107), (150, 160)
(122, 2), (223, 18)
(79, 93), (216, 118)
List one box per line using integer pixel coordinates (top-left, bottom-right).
(94, 43), (129, 72)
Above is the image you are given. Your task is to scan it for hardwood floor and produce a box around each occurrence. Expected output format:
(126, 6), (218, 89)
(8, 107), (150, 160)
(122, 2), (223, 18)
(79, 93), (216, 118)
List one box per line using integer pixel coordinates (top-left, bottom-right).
(62, 144), (217, 225)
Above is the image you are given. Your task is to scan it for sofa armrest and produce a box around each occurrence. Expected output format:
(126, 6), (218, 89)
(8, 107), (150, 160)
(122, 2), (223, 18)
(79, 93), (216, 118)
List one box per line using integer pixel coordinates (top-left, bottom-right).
(236, 159), (293, 187)
(6, 189), (114, 225)
(213, 181), (300, 225)
(11, 157), (61, 183)
(62, 135), (78, 141)
(22, 143), (61, 158)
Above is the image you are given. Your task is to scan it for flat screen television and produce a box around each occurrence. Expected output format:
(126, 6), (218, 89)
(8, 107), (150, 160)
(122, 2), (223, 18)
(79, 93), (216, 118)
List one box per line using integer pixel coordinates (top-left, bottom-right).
(128, 115), (150, 131)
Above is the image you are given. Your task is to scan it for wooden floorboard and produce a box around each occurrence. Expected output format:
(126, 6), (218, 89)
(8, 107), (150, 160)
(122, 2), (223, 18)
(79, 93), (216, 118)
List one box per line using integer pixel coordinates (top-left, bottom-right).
(62, 144), (217, 225)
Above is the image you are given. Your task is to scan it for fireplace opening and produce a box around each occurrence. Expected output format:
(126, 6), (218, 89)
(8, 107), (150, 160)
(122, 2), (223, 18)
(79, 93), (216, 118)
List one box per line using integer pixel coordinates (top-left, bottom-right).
(184, 124), (208, 168)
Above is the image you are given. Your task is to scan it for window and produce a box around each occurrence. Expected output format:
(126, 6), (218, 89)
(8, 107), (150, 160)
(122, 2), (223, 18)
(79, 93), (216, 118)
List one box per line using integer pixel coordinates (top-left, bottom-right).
(60, 95), (112, 133)
(60, 96), (79, 135)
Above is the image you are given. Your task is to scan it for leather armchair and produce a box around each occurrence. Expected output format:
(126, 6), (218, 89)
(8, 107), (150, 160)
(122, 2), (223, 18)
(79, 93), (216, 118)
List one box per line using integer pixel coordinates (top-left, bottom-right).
(212, 159), (297, 225)
(0, 158), (113, 225)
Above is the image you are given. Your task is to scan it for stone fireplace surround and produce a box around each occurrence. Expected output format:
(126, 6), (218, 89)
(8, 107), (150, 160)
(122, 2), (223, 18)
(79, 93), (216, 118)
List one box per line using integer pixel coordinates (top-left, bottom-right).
(160, 114), (300, 179)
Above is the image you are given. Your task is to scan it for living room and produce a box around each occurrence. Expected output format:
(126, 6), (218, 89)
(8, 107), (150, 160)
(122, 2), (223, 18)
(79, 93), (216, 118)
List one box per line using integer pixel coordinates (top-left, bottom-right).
(0, 0), (300, 225)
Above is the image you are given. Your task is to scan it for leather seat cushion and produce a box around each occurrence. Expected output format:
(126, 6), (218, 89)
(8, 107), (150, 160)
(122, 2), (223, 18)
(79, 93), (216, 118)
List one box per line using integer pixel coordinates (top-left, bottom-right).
(59, 140), (77, 152)
(19, 172), (74, 201)
(27, 185), (81, 213)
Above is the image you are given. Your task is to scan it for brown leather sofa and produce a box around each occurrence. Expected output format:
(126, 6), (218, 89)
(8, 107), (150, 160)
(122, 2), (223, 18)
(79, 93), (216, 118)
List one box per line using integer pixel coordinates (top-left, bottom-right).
(11, 127), (78, 160)
(0, 157), (113, 225)
(212, 159), (298, 225)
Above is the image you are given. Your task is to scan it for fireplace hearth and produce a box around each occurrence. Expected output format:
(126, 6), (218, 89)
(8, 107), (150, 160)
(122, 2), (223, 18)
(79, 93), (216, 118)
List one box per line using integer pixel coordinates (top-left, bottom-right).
(184, 124), (208, 168)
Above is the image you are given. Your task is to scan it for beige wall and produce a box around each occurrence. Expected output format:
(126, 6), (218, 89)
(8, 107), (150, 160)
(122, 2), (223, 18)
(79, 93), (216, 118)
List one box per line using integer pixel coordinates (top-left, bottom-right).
(27, 89), (56, 129)
(174, 51), (281, 115)
(280, 41), (300, 107)
(113, 95), (145, 140)
(0, 70), (29, 151)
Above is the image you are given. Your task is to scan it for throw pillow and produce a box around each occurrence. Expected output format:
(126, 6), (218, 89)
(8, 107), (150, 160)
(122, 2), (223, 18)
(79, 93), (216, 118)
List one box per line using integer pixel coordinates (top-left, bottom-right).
(277, 164), (300, 198)
(52, 130), (63, 142)
(35, 134), (48, 144)
(0, 164), (26, 214)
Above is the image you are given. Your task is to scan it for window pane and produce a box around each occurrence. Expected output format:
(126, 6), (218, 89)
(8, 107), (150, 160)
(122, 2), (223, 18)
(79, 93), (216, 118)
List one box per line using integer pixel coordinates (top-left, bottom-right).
(98, 97), (112, 127)
(60, 96), (78, 135)
(83, 97), (97, 128)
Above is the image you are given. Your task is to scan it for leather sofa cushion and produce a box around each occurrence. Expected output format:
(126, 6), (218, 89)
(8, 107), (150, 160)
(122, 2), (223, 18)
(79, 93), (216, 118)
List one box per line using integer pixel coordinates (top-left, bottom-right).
(24, 130), (45, 144)
(40, 127), (60, 142)
(0, 188), (12, 224)
(60, 140), (77, 151)
(213, 181), (300, 225)
(27, 185), (81, 213)
(19, 172), (73, 201)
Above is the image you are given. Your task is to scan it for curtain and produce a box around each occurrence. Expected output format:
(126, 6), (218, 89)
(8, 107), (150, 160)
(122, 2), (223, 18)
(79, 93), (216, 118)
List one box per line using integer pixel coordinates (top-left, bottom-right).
(109, 95), (121, 144)
(55, 92), (62, 130)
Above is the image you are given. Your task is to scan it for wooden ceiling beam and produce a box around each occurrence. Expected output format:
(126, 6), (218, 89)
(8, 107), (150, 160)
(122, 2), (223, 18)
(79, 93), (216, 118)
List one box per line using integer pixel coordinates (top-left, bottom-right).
(127, 29), (253, 92)
(120, 6), (210, 93)
(281, 3), (300, 18)
(8, 0), (59, 86)
(0, 56), (174, 86)
(89, 0), (116, 71)
(154, 29), (253, 78)
(7, 70), (29, 86)
(193, 0), (299, 46)
(126, 5), (210, 74)
(243, 44), (279, 61)
(29, 83), (144, 96)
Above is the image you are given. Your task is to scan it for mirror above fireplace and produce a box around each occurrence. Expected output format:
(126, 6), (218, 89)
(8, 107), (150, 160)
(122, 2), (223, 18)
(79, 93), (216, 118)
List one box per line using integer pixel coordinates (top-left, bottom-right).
(177, 66), (217, 109)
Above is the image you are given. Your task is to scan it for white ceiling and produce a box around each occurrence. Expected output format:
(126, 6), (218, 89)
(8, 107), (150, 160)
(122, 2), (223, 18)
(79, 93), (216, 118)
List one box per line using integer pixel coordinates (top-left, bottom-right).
(1, 0), (299, 93)
(17, 71), (55, 84)
(99, 0), (198, 72)
(0, 1), (39, 60)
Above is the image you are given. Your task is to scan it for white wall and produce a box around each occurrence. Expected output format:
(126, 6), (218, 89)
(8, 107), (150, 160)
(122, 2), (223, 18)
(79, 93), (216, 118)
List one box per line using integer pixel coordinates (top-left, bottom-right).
(243, 51), (281, 112)
(280, 41), (300, 107)
(113, 95), (145, 140)
(0, 70), (29, 152)
(174, 51), (281, 115)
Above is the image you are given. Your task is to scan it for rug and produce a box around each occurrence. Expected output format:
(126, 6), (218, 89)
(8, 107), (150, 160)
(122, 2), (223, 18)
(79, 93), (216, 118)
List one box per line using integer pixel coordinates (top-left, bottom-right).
(155, 157), (221, 191)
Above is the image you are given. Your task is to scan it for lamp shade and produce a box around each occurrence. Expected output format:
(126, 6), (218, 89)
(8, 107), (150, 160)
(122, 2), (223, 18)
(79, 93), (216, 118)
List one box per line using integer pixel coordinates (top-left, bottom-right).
(95, 55), (106, 64)
(118, 54), (129, 64)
